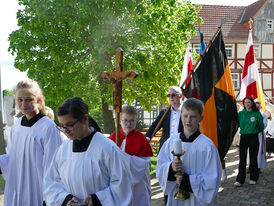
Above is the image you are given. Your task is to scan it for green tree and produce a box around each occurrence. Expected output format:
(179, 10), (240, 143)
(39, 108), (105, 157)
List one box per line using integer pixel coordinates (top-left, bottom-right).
(9, 0), (200, 133)
(3, 89), (14, 96)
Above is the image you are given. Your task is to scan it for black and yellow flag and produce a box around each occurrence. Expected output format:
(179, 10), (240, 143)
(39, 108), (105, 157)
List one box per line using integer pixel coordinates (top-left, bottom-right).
(183, 30), (239, 161)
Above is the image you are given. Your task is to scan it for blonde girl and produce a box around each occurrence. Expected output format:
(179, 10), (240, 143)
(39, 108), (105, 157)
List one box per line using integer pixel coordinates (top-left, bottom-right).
(0, 79), (63, 206)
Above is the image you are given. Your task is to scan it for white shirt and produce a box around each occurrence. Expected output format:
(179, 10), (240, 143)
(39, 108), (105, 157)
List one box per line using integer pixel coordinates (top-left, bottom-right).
(265, 119), (274, 138)
(170, 106), (182, 137)
(44, 132), (134, 206)
(0, 116), (63, 206)
(156, 133), (222, 206)
(261, 112), (268, 129)
(119, 135), (151, 206)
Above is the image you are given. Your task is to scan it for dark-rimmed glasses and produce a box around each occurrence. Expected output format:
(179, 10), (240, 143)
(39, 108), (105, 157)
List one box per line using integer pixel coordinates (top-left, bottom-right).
(167, 93), (179, 98)
(121, 119), (136, 125)
(56, 119), (79, 133)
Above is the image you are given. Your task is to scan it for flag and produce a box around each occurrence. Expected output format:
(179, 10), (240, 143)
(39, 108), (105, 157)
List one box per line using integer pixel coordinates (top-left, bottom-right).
(199, 29), (206, 56)
(239, 29), (265, 111)
(179, 41), (193, 88)
(183, 30), (239, 161)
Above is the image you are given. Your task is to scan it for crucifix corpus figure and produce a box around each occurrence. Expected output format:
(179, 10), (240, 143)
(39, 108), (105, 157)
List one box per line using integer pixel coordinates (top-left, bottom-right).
(101, 47), (138, 145)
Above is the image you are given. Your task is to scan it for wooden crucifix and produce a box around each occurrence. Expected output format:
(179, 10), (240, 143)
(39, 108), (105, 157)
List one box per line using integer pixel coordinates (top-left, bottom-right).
(102, 48), (138, 145)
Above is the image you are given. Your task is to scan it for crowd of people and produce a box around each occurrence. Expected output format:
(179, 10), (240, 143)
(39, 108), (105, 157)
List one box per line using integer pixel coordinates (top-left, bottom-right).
(0, 79), (273, 206)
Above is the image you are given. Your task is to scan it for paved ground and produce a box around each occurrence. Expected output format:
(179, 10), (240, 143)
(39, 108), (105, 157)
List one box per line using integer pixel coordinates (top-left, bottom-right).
(0, 146), (273, 206)
(151, 146), (274, 206)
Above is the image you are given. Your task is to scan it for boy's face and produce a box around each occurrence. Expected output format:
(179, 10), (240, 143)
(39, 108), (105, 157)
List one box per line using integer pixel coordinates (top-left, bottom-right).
(120, 113), (137, 135)
(181, 108), (203, 136)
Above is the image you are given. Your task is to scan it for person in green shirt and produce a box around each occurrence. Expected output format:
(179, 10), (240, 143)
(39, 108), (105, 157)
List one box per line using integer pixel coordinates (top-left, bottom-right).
(234, 96), (264, 187)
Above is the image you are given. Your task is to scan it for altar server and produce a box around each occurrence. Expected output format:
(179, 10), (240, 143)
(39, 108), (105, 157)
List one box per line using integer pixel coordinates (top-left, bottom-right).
(44, 97), (133, 206)
(156, 98), (222, 206)
(0, 79), (63, 206)
(109, 105), (153, 206)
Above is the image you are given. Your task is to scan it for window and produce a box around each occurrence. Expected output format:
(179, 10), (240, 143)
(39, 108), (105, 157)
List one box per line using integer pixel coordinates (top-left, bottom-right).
(135, 100), (140, 107)
(225, 45), (234, 58)
(152, 109), (158, 119)
(137, 109), (143, 120)
(253, 45), (260, 58)
(193, 44), (200, 54)
(231, 73), (239, 89)
(266, 19), (273, 32)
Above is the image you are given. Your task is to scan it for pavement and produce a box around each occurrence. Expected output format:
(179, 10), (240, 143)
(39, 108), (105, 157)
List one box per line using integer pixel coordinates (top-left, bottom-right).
(0, 146), (273, 206)
(151, 146), (274, 206)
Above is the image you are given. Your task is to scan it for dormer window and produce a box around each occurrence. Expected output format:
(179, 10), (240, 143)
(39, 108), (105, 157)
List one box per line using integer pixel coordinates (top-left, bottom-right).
(266, 19), (273, 32)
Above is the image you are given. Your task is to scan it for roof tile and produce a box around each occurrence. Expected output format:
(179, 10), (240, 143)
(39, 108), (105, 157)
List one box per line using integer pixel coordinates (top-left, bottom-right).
(193, 1), (267, 41)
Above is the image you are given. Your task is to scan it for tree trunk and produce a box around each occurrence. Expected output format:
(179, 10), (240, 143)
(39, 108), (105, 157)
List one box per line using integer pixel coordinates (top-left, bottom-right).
(98, 77), (115, 134)
(101, 98), (115, 134)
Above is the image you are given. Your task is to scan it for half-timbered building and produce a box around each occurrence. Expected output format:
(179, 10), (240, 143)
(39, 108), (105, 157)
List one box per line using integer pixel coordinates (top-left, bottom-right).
(192, 0), (274, 101)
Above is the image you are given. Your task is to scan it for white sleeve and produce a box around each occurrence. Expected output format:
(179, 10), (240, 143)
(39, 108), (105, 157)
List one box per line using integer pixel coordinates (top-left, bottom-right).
(95, 147), (133, 206)
(267, 120), (274, 137)
(43, 149), (70, 206)
(0, 154), (9, 179)
(127, 155), (150, 185)
(262, 113), (268, 129)
(42, 126), (63, 174)
(189, 144), (222, 206)
(42, 125), (63, 202)
(156, 139), (177, 195)
(0, 125), (14, 179)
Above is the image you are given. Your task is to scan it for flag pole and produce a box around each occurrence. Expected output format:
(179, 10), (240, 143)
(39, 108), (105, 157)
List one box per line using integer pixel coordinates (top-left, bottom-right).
(150, 25), (223, 139)
(181, 26), (222, 88)
(249, 18), (253, 30)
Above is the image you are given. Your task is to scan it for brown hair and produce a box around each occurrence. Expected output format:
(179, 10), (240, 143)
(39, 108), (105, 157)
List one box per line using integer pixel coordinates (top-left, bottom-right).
(57, 97), (101, 132)
(182, 98), (204, 115)
(121, 105), (137, 116)
(243, 96), (259, 112)
(15, 79), (46, 114)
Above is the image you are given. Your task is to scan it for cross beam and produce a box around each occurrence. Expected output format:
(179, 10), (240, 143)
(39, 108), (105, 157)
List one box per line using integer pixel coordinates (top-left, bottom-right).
(102, 48), (138, 145)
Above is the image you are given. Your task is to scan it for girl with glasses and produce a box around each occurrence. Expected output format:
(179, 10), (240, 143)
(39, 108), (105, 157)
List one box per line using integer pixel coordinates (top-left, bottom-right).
(0, 79), (63, 206)
(44, 97), (133, 206)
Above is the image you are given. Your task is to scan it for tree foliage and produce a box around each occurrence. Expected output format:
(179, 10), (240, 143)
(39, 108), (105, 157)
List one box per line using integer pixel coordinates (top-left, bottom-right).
(3, 89), (14, 96)
(9, 0), (200, 132)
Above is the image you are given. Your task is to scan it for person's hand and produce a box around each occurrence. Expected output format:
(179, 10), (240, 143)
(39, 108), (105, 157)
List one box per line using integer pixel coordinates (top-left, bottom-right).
(67, 197), (78, 206)
(83, 195), (93, 206)
(175, 173), (183, 185)
(172, 158), (182, 172)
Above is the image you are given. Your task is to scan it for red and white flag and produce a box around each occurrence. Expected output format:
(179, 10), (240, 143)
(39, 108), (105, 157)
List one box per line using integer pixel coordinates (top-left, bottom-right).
(179, 41), (193, 88)
(239, 28), (265, 110)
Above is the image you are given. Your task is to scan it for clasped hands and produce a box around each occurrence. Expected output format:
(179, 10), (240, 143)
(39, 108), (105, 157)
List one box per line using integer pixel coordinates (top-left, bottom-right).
(66, 196), (93, 206)
(172, 158), (183, 185)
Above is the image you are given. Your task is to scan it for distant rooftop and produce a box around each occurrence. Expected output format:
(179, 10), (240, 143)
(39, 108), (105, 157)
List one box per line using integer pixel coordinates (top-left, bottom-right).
(193, 0), (268, 41)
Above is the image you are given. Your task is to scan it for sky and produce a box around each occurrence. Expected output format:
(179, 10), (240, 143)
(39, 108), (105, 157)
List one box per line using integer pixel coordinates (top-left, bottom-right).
(0, 0), (258, 90)
(0, 0), (27, 91)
